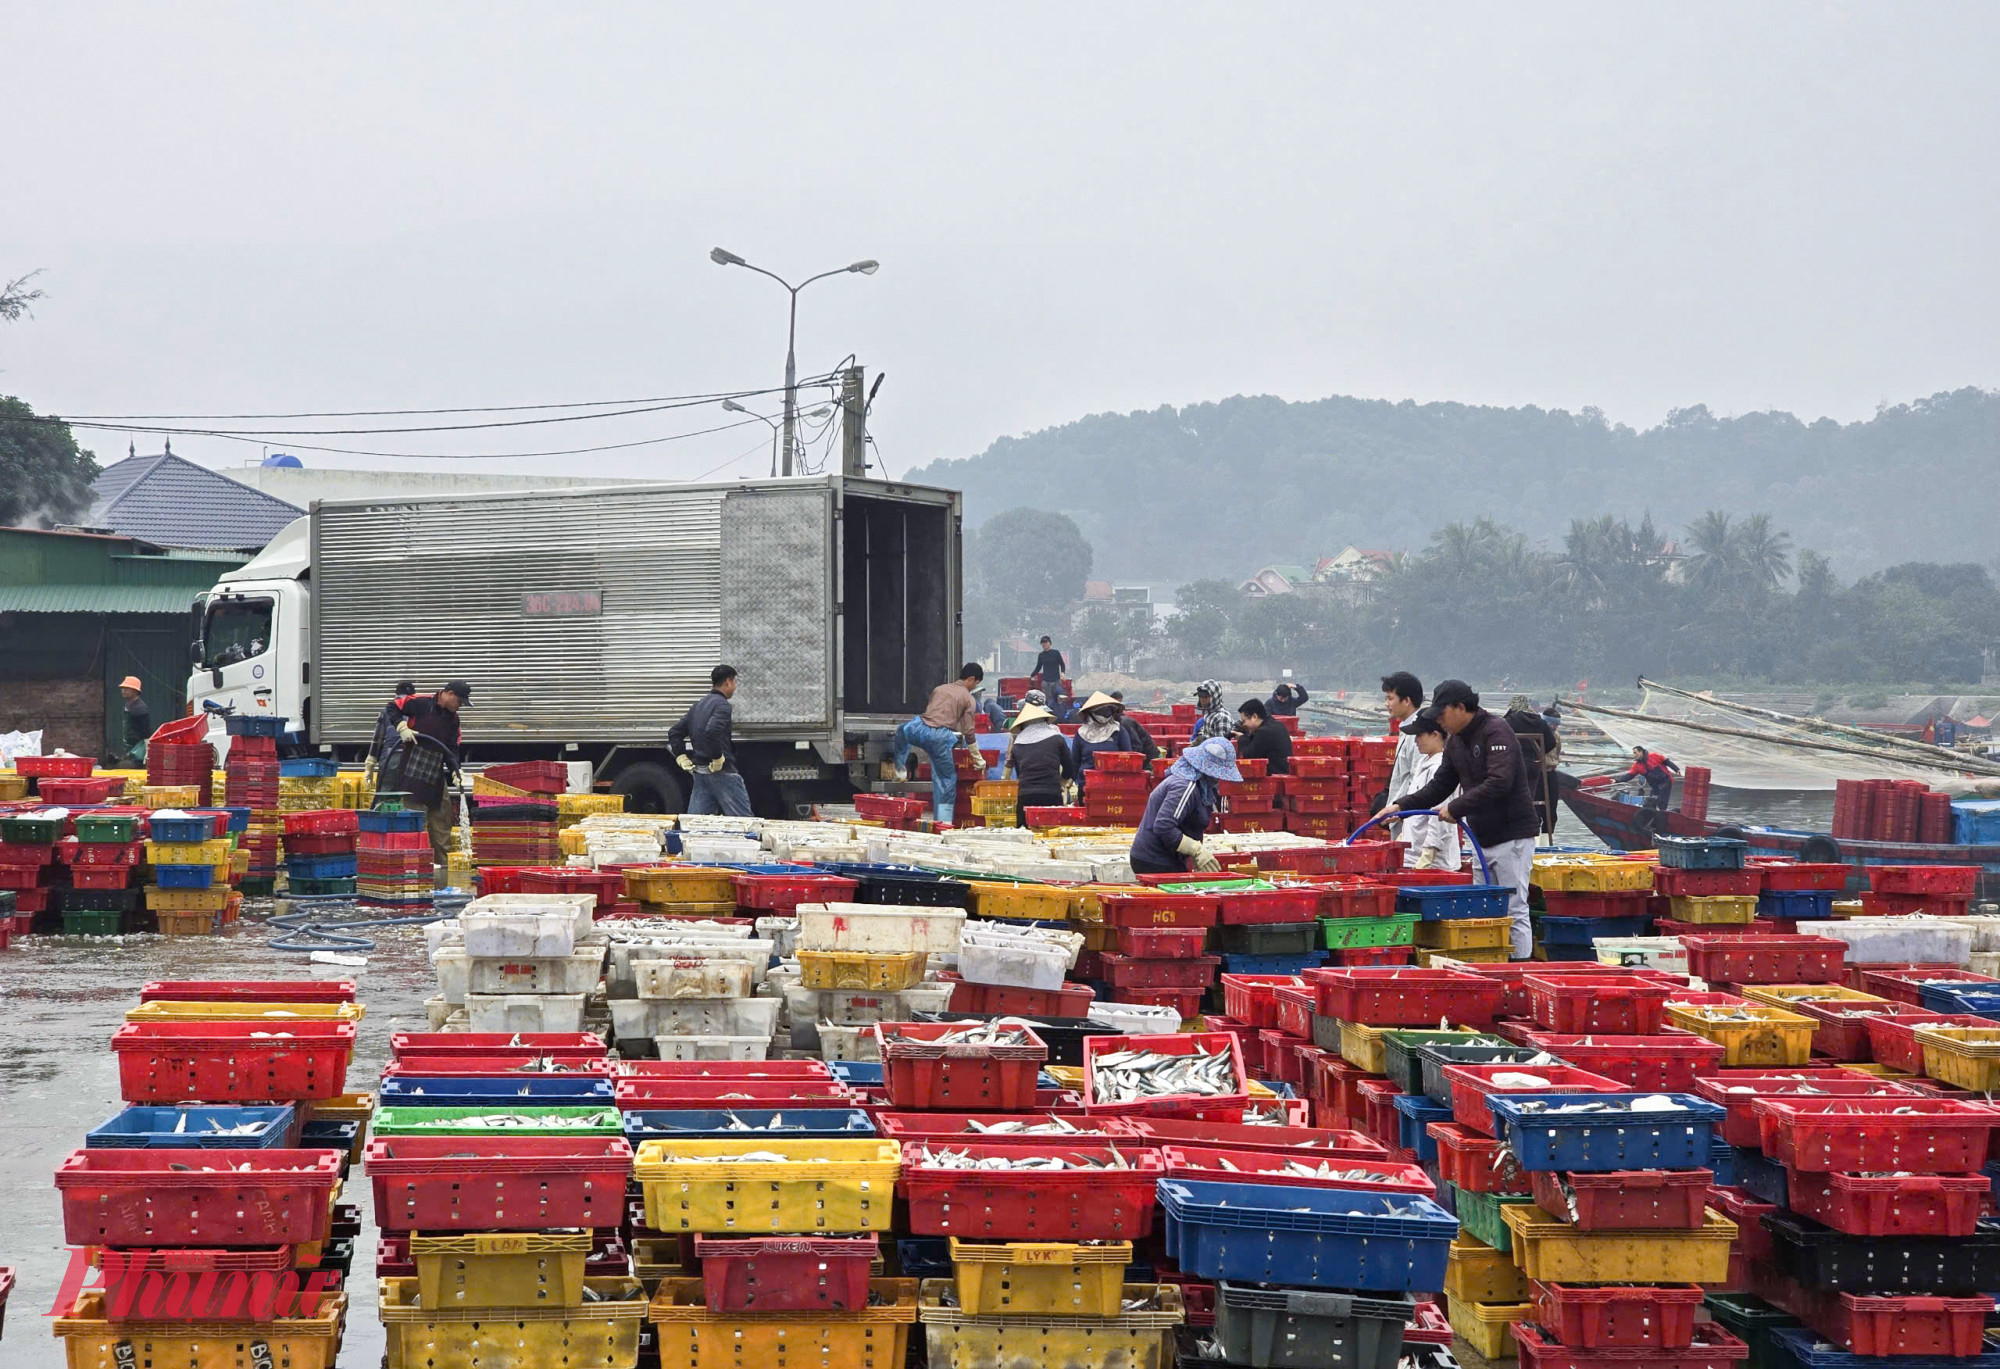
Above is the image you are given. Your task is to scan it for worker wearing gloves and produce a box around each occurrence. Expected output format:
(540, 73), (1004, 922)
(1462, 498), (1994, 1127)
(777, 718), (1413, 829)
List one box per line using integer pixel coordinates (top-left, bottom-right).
(1390, 680), (1542, 959)
(1004, 702), (1077, 827)
(668, 664), (750, 817)
(364, 680), (417, 787)
(894, 663), (985, 826)
(1398, 708), (1462, 870)
(1129, 736), (1241, 876)
(387, 680), (469, 888)
(1069, 691), (1145, 793)
(1190, 680), (1233, 746)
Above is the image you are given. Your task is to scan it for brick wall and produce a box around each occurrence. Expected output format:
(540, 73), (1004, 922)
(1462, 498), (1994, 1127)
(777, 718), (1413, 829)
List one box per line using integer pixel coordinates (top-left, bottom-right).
(0, 677), (104, 758)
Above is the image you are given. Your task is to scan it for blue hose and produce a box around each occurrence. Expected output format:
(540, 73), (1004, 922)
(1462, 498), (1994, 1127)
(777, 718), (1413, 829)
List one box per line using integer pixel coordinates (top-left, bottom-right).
(266, 892), (471, 952)
(1344, 808), (1494, 885)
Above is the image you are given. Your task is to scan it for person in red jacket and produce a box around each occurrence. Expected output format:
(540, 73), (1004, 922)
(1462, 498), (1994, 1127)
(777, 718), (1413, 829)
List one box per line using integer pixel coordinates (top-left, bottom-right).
(1624, 746), (1681, 808)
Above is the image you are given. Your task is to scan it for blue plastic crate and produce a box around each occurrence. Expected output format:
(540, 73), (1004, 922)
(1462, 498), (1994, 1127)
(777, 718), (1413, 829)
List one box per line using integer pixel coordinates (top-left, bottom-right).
(828, 1061), (884, 1088)
(279, 758), (339, 778)
(1487, 1091), (1725, 1171)
(224, 715), (289, 737)
(1987, 1158), (2000, 1209)
(1395, 884), (1511, 921)
(1769, 1326), (2000, 1369)
(1733, 1146), (1791, 1208)
(1160, 1179), (1456, 1292)
(897, 1237), (953, 1279)
(1655, 834), (1749, 870)
(1921, 984), (2000, 1017)
(1219, 951), (1330, 976)
(1758, 889), (1834, 920)
(300, 1118), (359, 1153)
(1535, 914), (1653, 956)
(285, 854), (358, 880)
(622, 1108), (876, 1145)
(1392, 1092), (1452, 1162)
(1708, 1136), (1741, 1189)
(359, 808), (426, 833)
(377, 1076), (614, 1107)
(154, 863), (216, 890)
(147, 816), (214, 844)
(220, 806), (251, 833)
(86, 1104), (296, 1149)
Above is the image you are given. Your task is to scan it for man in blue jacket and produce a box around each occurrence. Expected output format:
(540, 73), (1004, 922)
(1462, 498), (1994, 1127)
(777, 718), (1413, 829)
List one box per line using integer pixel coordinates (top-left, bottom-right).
(669, 664), (750, 817)
(1129, 737), (1242, 876)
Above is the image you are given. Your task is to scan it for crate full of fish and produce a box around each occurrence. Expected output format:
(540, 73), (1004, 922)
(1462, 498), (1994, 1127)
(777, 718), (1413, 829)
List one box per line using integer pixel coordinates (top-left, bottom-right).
(901, 1142), (1164, 1239)
(1306, 966), (1505, 1026)
(622, 1107), (874, 1148)
(956, 921), (1084, 991)
(634, 1137), (900, 1233)
(1158, 1179), (1456, 1292)
(1517, 1032), (1726, 1093)
(373, 1104), (623, 1138)
(1082, 1033), (1247, 1116)
(56, 1147), (343, 1247)
(613, 1076), (857, 1110)
(1750, 1095), (2000, 1172)
(1662, 997), (1817, 1067)
(111, 1019), (356, 1103)
(1528, 1166), (1712, 1230)
(1486, 1092), (1727, 1171)
(875, 1020), (1048, 1111)
(84, 1103), (300, 1150)
(1441, 1062), (1628, 1136)
(377, 1075), (614, 1112)
(1689, 1070), (1926, 1148)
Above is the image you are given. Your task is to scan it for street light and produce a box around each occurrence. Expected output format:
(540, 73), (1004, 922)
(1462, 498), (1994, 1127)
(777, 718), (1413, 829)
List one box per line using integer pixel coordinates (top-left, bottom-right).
(723, 398), (832, 478)
(709, 248), (879, 475)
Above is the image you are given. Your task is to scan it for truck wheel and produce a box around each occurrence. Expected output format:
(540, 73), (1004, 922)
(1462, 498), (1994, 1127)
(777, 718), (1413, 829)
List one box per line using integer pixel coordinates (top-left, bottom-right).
(610, 762), (684, 815)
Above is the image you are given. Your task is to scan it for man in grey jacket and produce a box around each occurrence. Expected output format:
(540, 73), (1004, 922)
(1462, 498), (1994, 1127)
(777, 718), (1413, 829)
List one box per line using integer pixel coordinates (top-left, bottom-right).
(669, 664), (751, 817)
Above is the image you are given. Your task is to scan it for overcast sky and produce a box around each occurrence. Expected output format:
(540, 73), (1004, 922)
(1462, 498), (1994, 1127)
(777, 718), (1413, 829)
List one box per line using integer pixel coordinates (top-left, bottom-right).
(3, 2), (1995, 485)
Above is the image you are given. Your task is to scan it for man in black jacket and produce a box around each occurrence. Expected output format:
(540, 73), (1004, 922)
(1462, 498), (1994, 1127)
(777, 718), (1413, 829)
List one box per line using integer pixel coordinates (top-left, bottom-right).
(669, 664), (750, 817)
(1233, 698), (1292, 774)
(1268, 682), (1309, 716)
(1390, 680), (1542, 959)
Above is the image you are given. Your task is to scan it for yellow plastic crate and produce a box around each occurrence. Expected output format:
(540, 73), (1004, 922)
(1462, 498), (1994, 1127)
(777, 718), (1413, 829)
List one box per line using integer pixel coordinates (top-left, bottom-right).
(1667, 894), (1758, 925)
(1419, 946), (1510, 966)
(917, 1281), (1182, 1369)
(1532, 857), (1654, 893)
(126, 1000), (366, 1024)
(471, 774), (529, 797)
(949, 1239), (1130, 1316)
(381, 1275), (645, 1369)
(649, 1277), (917, 1366)
(624, 865), (737, 903)
(978, 810), (1020, 828)
(1831, 898), (1866, 918)
(637, 899), (736, 919)
(146, 839), (232, 864)
(798, 949), (927, 991)
(1447, 1293), (1531, 1359)
(147, 885), (233, 912)
(1415, 915), (1512, 951)
(635, 1139), (900, 1233)
(1339, 1020), (1394, 1074)
(631, 1235), (685, 1292)
(972, 779), (1020, 801)
(1838, 1061), (1915, 1080)
(412, 1230), (591, 1309)
(0, 772), (26, 800)
(1664, 1001), (1817, 1065)
(1501, 1204), (1736, 1283)
(1740, 984), (1889, 1012)
(1915, 1024), (2000, 1091)
(965, 880), (1073, 922)
(141, 785), (201, 808)
(57, 1288), (345, 1368)
(156, 910), (217, 936)
(1445, 1234), (1529, 1304)
(558, 827), (590, 856)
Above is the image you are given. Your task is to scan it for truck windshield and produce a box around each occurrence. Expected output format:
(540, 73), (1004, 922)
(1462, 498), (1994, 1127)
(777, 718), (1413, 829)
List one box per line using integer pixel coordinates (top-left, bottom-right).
(202, 596), (274, 667)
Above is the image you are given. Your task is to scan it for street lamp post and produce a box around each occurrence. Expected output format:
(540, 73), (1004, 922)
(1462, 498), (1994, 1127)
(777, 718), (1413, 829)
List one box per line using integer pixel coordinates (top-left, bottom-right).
(722, 398), (832, 478)
(709, 248), (878, 475)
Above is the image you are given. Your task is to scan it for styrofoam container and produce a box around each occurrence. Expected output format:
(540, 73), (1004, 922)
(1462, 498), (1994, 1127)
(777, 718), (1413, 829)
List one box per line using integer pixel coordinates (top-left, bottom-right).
(957, 924), (1085, 991)
(1799, 917), (1975, 965)
(466, 946), (606, 996)
(462, 911), (578, 959)
(633, 957), (755, 1001)
(464, 892), (596, 935)
(651, 1035), (771, 1062)
(608, 995), (781, 1040)
(1594, 936), (1691, 974)
(677, 815), (763, 835)
(1970, 950), (2000, 978)
(423, 995), (452, 1030)
(607, 940), (773, 998)
(817, 1023), (883, 1062)
(1087, 1001), (1185, 1035)
(433, 949), (470, 1005)
(600, 920), (754, 943)
(464, 991), (587, 1033)
(783, 983), (955, 1027)
(1946, 916), (2000, 952)
(680, 837), (764, 862)
(755, 917), (800, 958)
(425, 919), (463, 960)
(794, 903), (967, 955)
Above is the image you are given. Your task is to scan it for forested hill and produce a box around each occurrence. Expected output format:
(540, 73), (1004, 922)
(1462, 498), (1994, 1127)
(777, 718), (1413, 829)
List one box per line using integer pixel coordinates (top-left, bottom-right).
(907, 387), (2000, 580)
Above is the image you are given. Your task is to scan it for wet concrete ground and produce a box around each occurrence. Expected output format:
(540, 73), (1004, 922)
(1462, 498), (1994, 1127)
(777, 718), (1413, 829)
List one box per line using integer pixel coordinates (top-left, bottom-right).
(0, 908), (435, 1367)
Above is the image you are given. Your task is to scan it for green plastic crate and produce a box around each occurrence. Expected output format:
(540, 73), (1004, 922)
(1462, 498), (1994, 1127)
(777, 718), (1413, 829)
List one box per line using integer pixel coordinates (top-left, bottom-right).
(289, 876), (357, 897)
(373, 1105), (623, 1137)
(62, 909), (126, 936)
(1319, 913), (1420, 951)
(74, 814), (140, 843)
(0, 816), (62, 844)
(1703, 1293), (1803, 1369)
(1380, 1029), (1501, 1093)
(1454, 1186), (1536, 1253)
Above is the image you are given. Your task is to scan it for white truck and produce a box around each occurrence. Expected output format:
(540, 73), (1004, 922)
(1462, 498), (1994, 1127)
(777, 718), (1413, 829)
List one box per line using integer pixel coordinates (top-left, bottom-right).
(185, 474), (963, 813)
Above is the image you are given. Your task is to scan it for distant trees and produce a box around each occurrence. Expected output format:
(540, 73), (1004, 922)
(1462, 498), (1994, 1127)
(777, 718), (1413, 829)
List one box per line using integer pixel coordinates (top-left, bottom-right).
(1168, 509), (2000, 688)
(0, 397), (99, 527)
(963, 507), (1097, 660)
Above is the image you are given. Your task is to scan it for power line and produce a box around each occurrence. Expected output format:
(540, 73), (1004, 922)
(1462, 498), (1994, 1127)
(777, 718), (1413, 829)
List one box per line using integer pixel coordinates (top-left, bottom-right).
(51, 380), (835, 423)
(114, 416), (777, 461)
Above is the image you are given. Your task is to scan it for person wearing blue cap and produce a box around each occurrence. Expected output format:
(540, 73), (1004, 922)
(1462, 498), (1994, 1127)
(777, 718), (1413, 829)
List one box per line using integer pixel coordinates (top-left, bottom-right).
(1129, 736), (1242, 876)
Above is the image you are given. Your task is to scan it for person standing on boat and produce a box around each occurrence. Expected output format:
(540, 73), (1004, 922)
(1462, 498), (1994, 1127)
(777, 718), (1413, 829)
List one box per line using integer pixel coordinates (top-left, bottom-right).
(1390, 680), (1541, 959)
(1624, 746), (1681, 808)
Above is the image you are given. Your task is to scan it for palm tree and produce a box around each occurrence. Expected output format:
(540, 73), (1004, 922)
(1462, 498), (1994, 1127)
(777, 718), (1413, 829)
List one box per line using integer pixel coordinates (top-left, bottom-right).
(1684, 510), (1736, 592)
(1733, 513), (1794, 590)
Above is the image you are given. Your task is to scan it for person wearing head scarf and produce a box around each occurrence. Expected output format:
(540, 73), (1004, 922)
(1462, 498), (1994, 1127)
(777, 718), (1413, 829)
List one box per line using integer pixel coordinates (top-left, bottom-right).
(1069, 691), (1143, 793)
(1004, 702), (1078, 826)
(1130, 736), (1241, 875)
(1190, 679), (1232, 746)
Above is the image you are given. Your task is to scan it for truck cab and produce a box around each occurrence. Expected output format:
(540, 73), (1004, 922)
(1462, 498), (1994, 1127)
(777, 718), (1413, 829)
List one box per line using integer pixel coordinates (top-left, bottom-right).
(186, 516), (313, 756)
